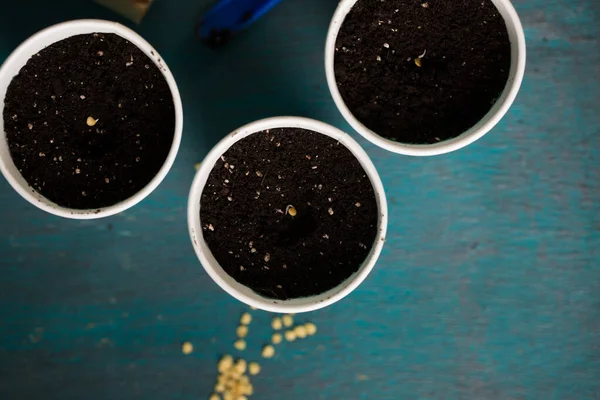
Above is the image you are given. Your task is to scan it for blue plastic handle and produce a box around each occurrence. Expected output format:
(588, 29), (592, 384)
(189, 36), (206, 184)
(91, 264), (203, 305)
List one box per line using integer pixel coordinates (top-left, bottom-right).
(197, 0), (284, 46)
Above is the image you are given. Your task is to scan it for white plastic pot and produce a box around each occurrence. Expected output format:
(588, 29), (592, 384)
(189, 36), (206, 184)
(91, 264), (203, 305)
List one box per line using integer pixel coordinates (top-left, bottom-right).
(188, 117), (388, 313)
(325, 0), (526, 156)
(0, 20), (183, 218)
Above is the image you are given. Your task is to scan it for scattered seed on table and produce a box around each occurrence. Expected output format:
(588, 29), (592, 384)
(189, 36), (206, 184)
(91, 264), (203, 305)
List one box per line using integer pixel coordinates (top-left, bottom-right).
(294, 325), (307, 339)
(234, 339), (246, 351)
(272, 333), (282, 344)
(248, 362), (261, 375)
(181, 341), (193, 355)
(236, 325), (248, 338)
(235, 359), (247, 374)
(271, 317), (282, 330)
(240, 312), (252, 325)
(218, 355), (234, 373)
(284, 330), (297, 342)
(282, 314), (293, 327)
(262, 345), (275, 358)
(305, 323), (317, 336)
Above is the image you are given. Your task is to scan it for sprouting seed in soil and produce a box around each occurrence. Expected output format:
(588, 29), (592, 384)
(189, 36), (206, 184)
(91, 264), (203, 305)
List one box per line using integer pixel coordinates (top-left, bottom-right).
(249, 362), (261, 375)
(105, 178), (110, 183)
(282, 314), (293, 327)
(271, 317), (282, 330)
(383, 43), (390, 48)
(418, 49), (427, 58)
(27, 123), (33, 130)
(256, 171), (263, 177)
(414, 58), (422, 67)
(181, 341), (193, 355)
(328, 208), (334, 215)
(97, 50), (104, 56)
(422, 2), (429, 7)
(376, 56), (382, 62)
(355, 202), (361, 207)
(261, 345), (275, 358)
(240, 312), (252, 325)
(86, 116), (98, 126)
(264, 253), (270, 262)
(208, 224), (215, 231)
(272, 333), (283, 344)
(75, 168), (81, 174)
(234, 339), (246, 351)
(236, 325), (248, 338)
(286, 205), (297, 217)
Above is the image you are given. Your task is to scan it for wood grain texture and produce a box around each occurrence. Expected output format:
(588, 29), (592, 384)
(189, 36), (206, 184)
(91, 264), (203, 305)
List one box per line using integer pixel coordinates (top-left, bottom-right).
(0, 0), (599, 399)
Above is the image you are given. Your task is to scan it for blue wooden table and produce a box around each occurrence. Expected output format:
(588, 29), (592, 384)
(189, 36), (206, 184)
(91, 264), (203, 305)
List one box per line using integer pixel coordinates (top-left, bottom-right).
(1, 0), (599, 399)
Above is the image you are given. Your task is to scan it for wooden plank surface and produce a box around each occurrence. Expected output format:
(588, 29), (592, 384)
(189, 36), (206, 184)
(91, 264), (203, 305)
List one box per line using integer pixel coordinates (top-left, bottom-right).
(0, 0), (599, 399)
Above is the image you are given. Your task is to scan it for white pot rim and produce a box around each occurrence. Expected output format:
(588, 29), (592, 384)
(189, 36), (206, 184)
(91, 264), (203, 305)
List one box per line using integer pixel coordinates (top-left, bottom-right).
(187, 117), (388, 313)
(325, 0), (527, 156)
(0, 19), (183, 219)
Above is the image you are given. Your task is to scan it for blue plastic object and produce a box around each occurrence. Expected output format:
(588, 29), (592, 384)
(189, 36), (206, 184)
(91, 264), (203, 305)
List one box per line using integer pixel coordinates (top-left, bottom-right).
(197, 0), (284, 46)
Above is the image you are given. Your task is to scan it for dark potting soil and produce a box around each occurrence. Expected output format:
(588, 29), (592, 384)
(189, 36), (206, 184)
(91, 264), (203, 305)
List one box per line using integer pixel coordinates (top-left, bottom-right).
(334, 0), (511, 144)
(200, 128), (379, 300)
(3, 33), (175, 209)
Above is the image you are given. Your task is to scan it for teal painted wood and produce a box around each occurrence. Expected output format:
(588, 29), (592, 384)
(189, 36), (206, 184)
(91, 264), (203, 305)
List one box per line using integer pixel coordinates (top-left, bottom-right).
(0, 0), (599, 399)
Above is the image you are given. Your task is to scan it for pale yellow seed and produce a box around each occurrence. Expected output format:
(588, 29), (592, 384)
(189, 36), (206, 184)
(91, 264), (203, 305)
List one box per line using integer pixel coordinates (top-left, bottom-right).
(210, 394), (220, 400)
(305, 322), (317, 336)
(240, 312), (252, 325)
(294, 325), (307, 339)
(272, 332), (282, 344)
(271, 317), (282, 330)
(235, 359), (247, 373)
(284, 330), (297, 342)
(414, 58), (422, 67)
(282, 314), (293, 327)
(242, 384), (254, 396)
(215, 383), (225, 393)
(248, 362), (261, 375)
(236, 325), (248, 338)
(86, 116), (98, 126)
(237, 396), (248, 400)
(262, 345), (275, 358)
(181, 341), (193, 355)
(234, 339), (246, 351)
(218, 355), (234, 373)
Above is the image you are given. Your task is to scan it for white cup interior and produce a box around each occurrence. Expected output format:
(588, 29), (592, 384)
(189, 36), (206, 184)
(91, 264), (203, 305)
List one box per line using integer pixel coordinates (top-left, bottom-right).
(0, 20), (183, 219)
(325, 0), (527, 156)
(188, 117), (388, 313)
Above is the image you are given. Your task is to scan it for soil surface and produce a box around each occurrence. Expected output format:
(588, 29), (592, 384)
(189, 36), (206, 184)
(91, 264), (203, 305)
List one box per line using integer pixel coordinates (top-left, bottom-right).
(3, 33), (175, 209)
(334, 0), (511, 144)
(200, 128), (379, 300)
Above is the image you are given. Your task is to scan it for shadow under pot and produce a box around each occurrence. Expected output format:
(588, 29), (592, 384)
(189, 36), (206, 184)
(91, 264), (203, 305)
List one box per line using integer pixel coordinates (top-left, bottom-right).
(326, 0), (526, 156)
(188, 117), (388, 313)
(0, 20), (182, 218)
